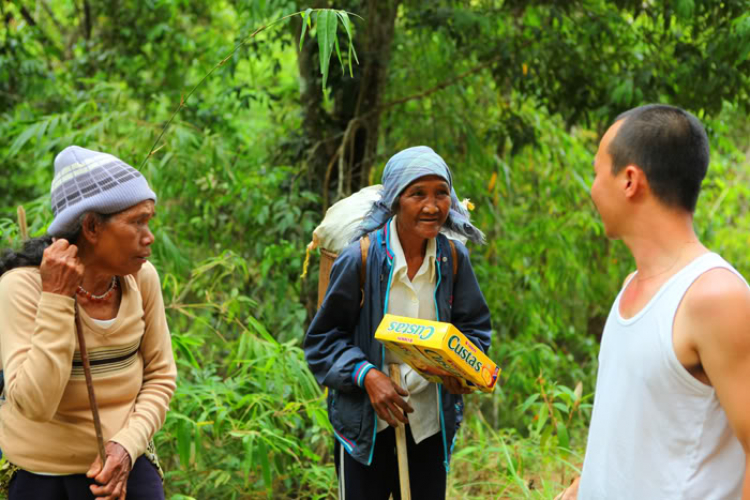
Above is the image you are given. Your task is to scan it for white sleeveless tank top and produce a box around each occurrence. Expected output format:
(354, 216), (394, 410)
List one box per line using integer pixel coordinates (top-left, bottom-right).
(579, 253), (746, 500)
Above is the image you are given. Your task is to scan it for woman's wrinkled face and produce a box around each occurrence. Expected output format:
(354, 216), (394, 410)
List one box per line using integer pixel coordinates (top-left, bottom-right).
(91, 200), (156, 275)
(395, 175), (451, 240)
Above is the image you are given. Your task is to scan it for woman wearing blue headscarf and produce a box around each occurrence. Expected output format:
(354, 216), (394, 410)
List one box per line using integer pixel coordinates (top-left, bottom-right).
(304, 146), (492, 499)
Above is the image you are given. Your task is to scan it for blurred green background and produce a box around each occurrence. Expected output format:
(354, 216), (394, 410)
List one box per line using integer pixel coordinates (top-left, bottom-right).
(1, 1), (749, 497)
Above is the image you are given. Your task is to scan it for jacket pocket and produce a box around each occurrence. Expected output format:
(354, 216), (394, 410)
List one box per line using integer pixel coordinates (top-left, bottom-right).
(330, 390), (364, 441)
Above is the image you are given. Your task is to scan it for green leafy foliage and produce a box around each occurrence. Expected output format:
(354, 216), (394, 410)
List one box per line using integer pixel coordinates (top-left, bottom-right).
(158, 255), (333, 497)
(1, 0), (749, 498)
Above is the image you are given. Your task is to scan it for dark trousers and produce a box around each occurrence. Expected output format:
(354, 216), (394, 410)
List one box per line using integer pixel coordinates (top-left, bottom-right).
(8, 455), (164, 500)
(335, 425), (447, 500)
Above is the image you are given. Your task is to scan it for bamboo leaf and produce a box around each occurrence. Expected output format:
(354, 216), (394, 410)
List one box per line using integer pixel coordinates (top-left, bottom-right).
(7, 123), (40, 158)
(540, 424), (554, 449)
(518, 393), (539, 413)
(48, 115), (60, 136)
(193, 424), (202, 465)
(336, 11), (354, 42)
(299, 8), (313, 51)
(177, 419), (193, 468)
(247, 316), (278, 345)
(316, 10), (338, 88)
(174, 338), (201, 370)
(36, 119), (49, 143)
(258, 440), (272, 495)
(536, 403), (548, 434)
(335, 11), (359, 75)
(556, 420), (570, 452)
(242, 435), (254, 486)
(348, 44), (354, 77)
(553, 402), (569, 414)
(334, 36), (344, 75)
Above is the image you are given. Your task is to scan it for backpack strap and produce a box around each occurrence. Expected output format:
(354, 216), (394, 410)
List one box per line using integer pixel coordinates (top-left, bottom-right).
(359, 235), (370, 307)
(449, 239), (458, 278)
(357, 235), (452, 307)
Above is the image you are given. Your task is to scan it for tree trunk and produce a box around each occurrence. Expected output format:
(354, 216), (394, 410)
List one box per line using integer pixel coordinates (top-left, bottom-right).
(351, 0), (399, 192)
(294, 0), (400, 320)
(293, 0), (335, 194)
(295, 0), (400, 209)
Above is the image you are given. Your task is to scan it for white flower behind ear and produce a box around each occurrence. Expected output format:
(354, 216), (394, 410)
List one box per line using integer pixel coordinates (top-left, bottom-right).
(461, 198), (475, 211)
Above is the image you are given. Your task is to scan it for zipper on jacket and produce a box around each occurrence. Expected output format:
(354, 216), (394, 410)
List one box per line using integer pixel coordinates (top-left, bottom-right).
(365, 342), (385, 466)
(368, 225), (396, 466)
(433, 248), (450, 472)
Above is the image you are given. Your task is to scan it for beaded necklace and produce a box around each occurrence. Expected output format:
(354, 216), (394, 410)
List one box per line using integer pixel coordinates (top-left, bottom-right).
(77, 277), (118, 302)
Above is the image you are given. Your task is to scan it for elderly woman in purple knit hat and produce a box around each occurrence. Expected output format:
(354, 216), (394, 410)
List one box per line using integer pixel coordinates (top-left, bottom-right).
(304, 146), (492, 499)
(0, 146), (176, 499)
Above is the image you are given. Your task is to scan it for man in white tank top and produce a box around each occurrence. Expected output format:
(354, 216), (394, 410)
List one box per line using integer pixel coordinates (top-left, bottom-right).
(558, 105), (750, 500)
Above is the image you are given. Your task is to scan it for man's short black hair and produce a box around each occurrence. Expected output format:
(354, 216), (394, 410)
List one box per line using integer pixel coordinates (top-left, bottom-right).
(609, 104), (709, 213)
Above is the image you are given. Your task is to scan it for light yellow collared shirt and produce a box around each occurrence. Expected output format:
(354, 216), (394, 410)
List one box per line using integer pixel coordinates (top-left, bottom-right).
(377, 217), (440, 443)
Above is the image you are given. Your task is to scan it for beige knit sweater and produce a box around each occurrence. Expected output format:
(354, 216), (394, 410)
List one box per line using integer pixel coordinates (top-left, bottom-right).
(0, 261), (177, 473)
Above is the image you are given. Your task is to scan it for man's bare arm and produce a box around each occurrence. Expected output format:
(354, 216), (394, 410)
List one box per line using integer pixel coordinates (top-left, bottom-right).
(687, 269), (750, 498)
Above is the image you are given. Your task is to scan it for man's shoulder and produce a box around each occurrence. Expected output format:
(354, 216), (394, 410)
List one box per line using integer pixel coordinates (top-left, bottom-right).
(684, 264), (749, 317)
(681, 261), (750, 351)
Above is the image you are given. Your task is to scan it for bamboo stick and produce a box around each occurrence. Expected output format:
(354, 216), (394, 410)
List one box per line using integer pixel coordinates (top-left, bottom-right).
(16, 206), (28, 241)
(389, 363), (411, 500)
(75, 303), (107, 466)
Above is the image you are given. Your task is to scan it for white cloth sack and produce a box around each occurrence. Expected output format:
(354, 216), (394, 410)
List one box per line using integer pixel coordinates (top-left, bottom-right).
(309, 184), (468, 254)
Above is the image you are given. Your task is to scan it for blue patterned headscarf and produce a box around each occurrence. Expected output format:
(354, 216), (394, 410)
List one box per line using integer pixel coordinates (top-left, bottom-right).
(356, 146), (485, 244)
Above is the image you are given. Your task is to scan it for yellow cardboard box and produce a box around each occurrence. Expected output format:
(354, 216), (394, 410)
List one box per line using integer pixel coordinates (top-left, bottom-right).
(374, 314), (500, 393)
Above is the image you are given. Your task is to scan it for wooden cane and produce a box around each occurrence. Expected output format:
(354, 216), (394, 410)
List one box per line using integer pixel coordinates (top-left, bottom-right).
(389, 363), (411, 500)
(74, 303), (107, 466)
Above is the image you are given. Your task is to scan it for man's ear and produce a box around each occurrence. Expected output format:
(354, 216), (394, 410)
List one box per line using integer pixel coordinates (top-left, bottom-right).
(623, 165), (647, 199)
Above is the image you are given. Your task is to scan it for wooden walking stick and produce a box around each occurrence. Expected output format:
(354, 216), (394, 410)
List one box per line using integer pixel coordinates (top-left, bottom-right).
(16, 206), (28, 241)
(389, 363), (411, 500)
(74, 305), (107, 466)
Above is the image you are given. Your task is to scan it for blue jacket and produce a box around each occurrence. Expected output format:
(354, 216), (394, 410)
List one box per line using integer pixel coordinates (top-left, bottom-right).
(303, 224), (492, 469)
